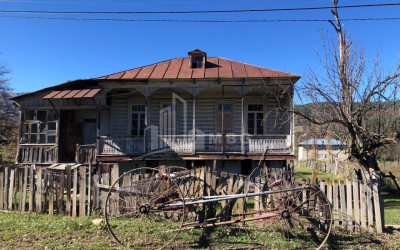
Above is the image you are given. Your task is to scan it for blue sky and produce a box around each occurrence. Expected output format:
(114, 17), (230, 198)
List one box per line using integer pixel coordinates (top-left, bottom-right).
(0, 0), (399, 93)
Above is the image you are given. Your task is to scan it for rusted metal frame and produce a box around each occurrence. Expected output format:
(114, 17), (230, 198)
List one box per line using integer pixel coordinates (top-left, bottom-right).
(166, 187), (304, 207)
(179, 213), (279, 231)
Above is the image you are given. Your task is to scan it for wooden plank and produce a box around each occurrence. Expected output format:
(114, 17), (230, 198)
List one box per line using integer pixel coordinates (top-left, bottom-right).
(367, 184), (374, 232)
(65, 166), (72, 216)
(93, 172), (100, 210)
(58, 171), (65, 215)
(8, 168), (15, 210)
(18, 169), (24, 210)
(0, 171), (4, 210)
(372, 181), (383, 233)
(28, 166), (34, 212)
(101, 168), (110, 216)
(339, 180), (347, 228)
(48, 171), (54, 215)
(42, 170), (48, 212)
(72, 167), (78, 217)
(4, 167), (9, 210)
(360, 181), (367, 230)
(36, 168), (42, 213)
(346, 179), (354, 231)
(21, 166), (28, 212)
(236, 176), (244, 215)
(353, 179), (360, 232)
(79, 166), (86, 217)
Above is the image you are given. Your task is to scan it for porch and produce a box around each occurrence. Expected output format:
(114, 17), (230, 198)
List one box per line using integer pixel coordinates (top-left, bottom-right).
(98, 133), (292, 156)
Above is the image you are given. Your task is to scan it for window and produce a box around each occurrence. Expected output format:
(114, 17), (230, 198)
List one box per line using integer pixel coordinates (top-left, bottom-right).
(191, 56), (204, 68)
(317, 154), (324, 159)
(131, 105), (146, 136)
(247, 104), (264, 135)
(22, 110), (57, 144)
(216, 103), (232, 134)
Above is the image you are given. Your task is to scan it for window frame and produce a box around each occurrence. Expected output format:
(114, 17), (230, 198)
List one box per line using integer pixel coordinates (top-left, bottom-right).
(246, 103), (265, 135)
(129, 104), (147, 136)
(215, 101), (234, 134)
(21, 109), (58, 144)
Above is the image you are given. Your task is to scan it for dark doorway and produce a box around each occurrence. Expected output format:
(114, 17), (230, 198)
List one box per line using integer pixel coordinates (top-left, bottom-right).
(59, 110), (82, 162)
(241, 160), (252, 175)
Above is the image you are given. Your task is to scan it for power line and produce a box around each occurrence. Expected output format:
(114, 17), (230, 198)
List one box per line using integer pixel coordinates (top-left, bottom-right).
(1, 15), (400, 22)
(1, 2), (400, 15)
(0, 0), (320, 6)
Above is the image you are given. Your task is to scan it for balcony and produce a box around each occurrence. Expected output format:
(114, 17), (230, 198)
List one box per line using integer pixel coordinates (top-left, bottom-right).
(98, 134), (292, 156)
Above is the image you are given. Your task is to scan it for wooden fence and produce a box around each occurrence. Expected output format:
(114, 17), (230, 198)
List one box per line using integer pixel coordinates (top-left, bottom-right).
(0, 165), (384, 234)
(301, 160), (357, 177)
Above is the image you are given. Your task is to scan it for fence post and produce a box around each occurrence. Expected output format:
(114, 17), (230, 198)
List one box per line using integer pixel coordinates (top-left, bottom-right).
(339, 180), (346, 228)
(0, 170), (4, 210)
(353, 179), (360, 232)
(79, 166), (86, 217)
(36, 168), (42, 213)
(8, 168), (15, 210)
(72, 167), (78, 217)
(360, 181), (367, 230)
(367, 183), (374, 232)
(346, 179), (353, 231)
(21, 166), (28, 211)
(373, 180), (384, 233)
(65, 166), (72, 216)
(48, 171), (54, 215)
(28, 166), (34, 212)
(333, 180), (339, 228)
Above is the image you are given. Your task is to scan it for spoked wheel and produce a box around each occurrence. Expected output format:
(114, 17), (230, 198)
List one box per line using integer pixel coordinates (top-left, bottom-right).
(246, 171), (332, 249)
(105, 167), (187, 249)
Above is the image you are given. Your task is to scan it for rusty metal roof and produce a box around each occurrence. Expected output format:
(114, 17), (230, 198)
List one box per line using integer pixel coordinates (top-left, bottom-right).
(43, 89), (100, 99)
(95, 57), (300, 80)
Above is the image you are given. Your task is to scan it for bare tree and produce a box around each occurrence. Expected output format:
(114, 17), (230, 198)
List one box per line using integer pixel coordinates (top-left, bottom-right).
(294, 0), (400, 180)
(0, 55), (18, 159)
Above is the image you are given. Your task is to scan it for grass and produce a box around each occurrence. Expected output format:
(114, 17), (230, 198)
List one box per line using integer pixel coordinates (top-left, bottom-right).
(384, 193), (400, 225)
(294, 165), (343, 181)
(0, 210), (400, 249)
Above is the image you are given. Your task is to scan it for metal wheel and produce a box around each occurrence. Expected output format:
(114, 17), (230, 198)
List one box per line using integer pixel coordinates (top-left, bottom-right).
(246, 171), (332, 249)
(105, 167), (186, 249)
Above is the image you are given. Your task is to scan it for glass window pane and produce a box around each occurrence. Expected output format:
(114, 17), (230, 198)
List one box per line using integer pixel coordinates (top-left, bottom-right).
(31, 124), (38, 133)
(132, 113), (138, 120)
(48, 110), (56, 121)
(37, 111), (47, 122)
(40, 134), (46, 143)
(218, 104), (232, 111)
(30, 134), (37, 143)
(48, 122), (56, 131)
(248, 104), (254, 111)
(48, 136), (56, 143)
(248, 113), (254, 134)
(25, 111), (35, 120)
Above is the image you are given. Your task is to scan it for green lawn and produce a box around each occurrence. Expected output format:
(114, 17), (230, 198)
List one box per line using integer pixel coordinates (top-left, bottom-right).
(294, 165), (344, 181)
(0, 210), (399, 249)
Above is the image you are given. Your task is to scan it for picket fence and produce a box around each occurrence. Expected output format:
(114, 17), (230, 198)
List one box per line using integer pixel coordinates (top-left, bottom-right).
(0, 165), (384, 233)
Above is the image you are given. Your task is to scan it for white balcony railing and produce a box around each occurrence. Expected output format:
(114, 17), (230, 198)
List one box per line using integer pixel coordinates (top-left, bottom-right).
(98, 134), (291, 155)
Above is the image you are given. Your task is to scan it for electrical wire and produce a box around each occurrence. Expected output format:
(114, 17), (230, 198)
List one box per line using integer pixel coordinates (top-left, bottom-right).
(1, 15), (400, 22)
(1, 3), (400, 15)
(0, 0), (322, 6)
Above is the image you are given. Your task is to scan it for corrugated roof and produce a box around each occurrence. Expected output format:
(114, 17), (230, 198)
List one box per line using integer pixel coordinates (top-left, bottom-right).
(43, 89), (100, 99)
(94, 57), (300, 80)
(298, 139), (345, 146)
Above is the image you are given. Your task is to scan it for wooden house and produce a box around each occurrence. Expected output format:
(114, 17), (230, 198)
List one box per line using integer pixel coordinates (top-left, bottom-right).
(11, 50), (300, 174)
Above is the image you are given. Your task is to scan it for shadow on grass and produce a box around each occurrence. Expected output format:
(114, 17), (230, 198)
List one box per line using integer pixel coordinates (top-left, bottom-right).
(326, 229), (383, 249)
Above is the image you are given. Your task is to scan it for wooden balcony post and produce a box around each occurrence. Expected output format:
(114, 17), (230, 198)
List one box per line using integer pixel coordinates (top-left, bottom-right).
(192, 86), (196, 154)
(241, 92), (245, 154)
